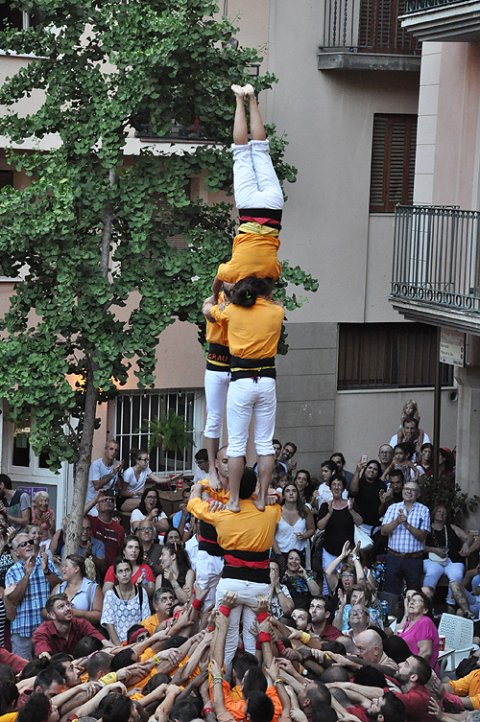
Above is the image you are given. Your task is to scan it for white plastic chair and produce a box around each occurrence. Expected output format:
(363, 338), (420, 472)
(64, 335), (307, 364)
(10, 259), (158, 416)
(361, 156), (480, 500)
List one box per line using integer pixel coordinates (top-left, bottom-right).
(437, 613), (475, 674)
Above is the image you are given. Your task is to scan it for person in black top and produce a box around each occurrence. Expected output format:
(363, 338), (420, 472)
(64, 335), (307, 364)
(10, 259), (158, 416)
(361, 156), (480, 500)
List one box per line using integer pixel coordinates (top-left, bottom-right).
(349, 459), (386, 535)
(317, 478), (363, 593)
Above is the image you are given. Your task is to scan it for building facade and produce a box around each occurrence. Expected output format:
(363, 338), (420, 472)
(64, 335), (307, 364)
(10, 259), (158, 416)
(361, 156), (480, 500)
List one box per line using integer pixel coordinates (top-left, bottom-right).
(0, 0), (459, 521)
(390, 0), (480, 516)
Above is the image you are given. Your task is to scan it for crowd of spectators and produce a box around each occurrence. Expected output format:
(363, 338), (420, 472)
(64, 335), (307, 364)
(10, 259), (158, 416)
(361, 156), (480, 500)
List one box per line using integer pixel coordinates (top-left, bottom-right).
(0, 401), (479, 722)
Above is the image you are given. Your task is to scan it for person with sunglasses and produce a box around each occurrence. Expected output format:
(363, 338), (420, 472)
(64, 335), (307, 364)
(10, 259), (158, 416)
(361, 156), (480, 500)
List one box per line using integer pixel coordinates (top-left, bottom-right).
(118, 450), (165, 513)
(4, 531), (60, 659)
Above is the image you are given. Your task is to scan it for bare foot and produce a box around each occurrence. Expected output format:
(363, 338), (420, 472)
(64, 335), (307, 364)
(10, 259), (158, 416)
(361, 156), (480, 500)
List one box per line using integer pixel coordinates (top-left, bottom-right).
(207, 468), (220, 490)
(231, 84), (245, 97)
(226, 500), (241, 513)
(242, 83), (255, 97)
(253, 498), (266, 512)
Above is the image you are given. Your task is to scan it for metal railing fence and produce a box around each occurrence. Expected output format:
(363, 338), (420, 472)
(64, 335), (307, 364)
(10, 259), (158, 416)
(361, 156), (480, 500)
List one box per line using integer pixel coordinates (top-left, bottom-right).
(391, 205), (480, 313)
(320, 0), (420, 52)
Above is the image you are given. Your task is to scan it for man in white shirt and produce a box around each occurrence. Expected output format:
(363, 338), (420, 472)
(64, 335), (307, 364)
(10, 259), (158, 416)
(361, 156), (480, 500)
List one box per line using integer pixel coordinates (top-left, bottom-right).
(381, 480), (430, 595)
(86, 440), (122, 516)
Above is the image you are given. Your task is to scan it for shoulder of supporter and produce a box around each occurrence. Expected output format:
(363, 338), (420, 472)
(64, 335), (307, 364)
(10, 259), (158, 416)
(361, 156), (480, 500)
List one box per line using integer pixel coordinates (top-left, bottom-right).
(19, 493), (31, 510)
(123, 467), (135, 482)
(92, 538), (106, 558)
(88, 457), (103, 479)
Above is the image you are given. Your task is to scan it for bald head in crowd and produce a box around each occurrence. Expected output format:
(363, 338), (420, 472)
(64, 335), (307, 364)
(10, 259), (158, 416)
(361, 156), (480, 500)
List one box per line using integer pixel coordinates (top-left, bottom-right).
(354, 629), (384, 664)
(354, 629), (399, 674)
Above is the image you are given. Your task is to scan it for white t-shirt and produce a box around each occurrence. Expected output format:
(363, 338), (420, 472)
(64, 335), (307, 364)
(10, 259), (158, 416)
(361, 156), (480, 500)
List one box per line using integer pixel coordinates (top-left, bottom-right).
(389, 432), (431, 448)
(185, 535), (199, 571)
(193, 466), (208, 483)
(122, 466), (152, 496)
(87, 457), (120, 516)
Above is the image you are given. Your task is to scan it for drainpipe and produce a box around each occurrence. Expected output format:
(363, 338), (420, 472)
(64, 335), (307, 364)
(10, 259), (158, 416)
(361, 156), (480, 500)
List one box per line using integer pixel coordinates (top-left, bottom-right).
(433, 326), (442, 481)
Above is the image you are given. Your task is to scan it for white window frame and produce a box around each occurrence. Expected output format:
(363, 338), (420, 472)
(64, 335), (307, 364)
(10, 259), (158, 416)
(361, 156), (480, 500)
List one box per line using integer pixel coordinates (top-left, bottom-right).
(0, 401), (68, 522)
(114, 389), (204, 475)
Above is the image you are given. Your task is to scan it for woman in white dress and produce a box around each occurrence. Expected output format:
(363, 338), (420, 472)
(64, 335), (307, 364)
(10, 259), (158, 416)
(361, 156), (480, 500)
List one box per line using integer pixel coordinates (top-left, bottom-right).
(100, 559), (151, 644)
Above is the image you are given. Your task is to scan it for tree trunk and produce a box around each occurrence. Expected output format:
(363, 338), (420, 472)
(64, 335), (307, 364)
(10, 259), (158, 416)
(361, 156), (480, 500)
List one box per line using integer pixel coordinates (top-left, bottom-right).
(65, 167), (116, 555)
(65, 367), (98, 555)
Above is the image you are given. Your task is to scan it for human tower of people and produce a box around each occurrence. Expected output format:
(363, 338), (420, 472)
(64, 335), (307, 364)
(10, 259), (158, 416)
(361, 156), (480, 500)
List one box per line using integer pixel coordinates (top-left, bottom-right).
(1, 87), (480, 722)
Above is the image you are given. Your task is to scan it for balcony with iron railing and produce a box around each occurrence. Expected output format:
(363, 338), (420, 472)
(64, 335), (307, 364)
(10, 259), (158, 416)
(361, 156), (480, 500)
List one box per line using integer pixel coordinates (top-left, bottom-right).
(390, 205), (480, 334)
(399, 0), (480, 41)
(318, 0), (421, 70)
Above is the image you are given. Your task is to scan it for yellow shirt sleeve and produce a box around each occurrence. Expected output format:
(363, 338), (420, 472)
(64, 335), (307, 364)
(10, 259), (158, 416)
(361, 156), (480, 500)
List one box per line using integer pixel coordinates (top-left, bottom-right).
(187, 497), (216, 522)
(449, 671), (478, 697)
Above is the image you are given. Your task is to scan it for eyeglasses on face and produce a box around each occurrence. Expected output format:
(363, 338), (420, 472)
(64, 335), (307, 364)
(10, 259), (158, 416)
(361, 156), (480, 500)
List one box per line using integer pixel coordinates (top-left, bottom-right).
(138, 527), (154, 532)
(17, 539), (34, 548)
(137, 457), (149, 462)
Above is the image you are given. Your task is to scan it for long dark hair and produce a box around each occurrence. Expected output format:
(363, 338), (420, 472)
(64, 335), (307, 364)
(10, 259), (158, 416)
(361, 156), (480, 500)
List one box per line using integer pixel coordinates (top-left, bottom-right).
(122, 535), (144, 564)
(114, 557), (133, 577)
(282, 483), (309, 519)
(138, 487), (163, 516)
(163, 542), (191, 579)
(294, 469), (313, 503)
(229, 276), (273, 307)
(361, 460), (382, 481)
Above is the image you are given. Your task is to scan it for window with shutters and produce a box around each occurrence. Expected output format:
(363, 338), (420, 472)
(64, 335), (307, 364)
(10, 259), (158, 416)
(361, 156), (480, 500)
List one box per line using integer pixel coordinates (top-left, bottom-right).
(358, 0), (417, 53)
(338, 323), (453, 390)
(369, 114), (417, 213)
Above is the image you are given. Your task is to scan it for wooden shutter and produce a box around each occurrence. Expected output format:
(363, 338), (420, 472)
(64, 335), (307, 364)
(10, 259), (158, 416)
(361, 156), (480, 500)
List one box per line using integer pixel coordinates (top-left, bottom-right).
(370, 114), (417, 213)
(369, 117), (387, 211)
(338, 323), (453, 389)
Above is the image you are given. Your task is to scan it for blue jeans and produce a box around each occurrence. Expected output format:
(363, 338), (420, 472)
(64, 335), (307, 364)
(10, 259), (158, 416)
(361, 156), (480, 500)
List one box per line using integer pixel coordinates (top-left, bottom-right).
(384, 553), (423, 595)
(11, 634), (33, 660)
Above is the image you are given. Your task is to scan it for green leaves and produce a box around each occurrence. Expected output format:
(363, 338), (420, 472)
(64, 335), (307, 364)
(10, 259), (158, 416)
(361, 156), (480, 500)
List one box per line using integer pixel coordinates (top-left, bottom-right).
(0, 0), (317, 471)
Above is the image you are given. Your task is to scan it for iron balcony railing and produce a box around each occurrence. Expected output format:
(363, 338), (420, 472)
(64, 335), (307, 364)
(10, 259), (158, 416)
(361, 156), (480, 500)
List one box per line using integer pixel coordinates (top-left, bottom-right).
(320, 0), (420, 53)
(391, 205), (480, 313)
(405, 0), (467, 14)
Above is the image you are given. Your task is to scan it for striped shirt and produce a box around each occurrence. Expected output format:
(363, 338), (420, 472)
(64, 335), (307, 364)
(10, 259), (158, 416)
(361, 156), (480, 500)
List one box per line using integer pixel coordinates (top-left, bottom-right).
(383, 501), (430, 554)
(6, 556), (57, 637)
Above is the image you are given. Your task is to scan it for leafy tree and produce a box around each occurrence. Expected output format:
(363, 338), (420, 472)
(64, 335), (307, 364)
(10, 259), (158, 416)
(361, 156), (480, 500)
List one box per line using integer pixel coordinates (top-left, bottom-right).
(0, 0), (317, 552)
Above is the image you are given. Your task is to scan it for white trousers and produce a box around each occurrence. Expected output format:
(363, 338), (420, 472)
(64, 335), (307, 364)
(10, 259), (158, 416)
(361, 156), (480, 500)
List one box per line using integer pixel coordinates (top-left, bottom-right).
(232, 140), (284, 210)
(226, 377), (276, 457)
(422, 559), (464, 592)
(195, 550), (224, 609)
(204, 369), (230, 439)
(216, 577), (270, 667)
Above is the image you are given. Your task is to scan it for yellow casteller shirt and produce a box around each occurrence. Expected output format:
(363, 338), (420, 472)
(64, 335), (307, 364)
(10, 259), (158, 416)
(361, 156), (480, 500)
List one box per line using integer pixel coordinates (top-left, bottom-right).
(209, 298), (283, 360)
(187, 497), (281, 552)
(216, 225), (281, 284)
